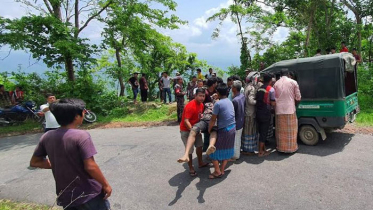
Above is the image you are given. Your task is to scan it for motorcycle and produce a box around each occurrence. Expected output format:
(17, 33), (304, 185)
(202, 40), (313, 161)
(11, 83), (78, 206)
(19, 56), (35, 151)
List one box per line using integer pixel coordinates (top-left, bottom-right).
(83, 108), (97, 123)
(0, 101), (44, 125)
(39, 108), (97, 128)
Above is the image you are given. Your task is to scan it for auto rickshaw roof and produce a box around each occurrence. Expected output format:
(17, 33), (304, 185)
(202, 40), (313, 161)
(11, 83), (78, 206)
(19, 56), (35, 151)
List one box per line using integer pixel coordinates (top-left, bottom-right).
(262, 52), (356, 73)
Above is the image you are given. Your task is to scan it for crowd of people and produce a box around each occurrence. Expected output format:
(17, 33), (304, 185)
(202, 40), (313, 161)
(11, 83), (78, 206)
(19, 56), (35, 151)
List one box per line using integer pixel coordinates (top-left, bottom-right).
(7, 42), (362, 209)
(0, 84), (24, 108)
(314, 41), (362, 63)
(175, 68), (302, 179)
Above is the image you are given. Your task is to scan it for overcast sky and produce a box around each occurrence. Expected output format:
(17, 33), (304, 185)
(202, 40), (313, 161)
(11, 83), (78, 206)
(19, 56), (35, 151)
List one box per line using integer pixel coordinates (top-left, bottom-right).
(0, 0), (289, 74)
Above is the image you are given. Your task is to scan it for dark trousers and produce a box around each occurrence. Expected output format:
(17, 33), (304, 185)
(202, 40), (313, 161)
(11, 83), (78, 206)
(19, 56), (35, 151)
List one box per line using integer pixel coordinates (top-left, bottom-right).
(141, 89), (148, 102)
(257, 113), (271, 143)
(163, 88), (172, 103)
(176, 97), (184, 123)
(203, 133), (210, 152)
(65, 193), (110, 210)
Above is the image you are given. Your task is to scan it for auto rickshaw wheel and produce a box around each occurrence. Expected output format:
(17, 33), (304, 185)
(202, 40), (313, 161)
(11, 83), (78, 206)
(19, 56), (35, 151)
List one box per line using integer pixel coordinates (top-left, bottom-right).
(299, 125), (319, 146)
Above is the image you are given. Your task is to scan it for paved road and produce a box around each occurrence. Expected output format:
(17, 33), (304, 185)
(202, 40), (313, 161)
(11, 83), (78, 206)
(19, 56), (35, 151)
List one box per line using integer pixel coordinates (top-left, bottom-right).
(0, 126), (372, 210)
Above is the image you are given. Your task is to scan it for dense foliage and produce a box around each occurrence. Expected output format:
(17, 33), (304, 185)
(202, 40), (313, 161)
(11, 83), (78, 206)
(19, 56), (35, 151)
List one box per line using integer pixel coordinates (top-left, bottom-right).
(0, 0), (372, 118)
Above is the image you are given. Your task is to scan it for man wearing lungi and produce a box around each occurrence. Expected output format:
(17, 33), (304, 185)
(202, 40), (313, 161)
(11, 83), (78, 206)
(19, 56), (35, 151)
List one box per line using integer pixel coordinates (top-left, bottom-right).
(231, 80), (245, 160)
(273, 70), (301, 153)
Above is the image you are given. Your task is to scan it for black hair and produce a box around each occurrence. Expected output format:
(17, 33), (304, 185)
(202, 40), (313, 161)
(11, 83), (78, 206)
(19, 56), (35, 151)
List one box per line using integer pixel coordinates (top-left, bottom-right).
(197, 68), (201, 72)
(162, 71), (168, 75)
(352, 48), (357, 51)
(231, 75), (241, 81)
(216, 77), (223, 84)
(45, 93), (55, 98)
(216, 83), (228, 96)
(195, 88), (205, 95)
(206, 77), (217, 87)
(227, 76), (233, 82)
(142, 73), (146, 76)
(289, 71), (295, 79)
(316, 49), (321, 53)
(331, 47), (336, 50)
(262, 73), (273, 83)
(50, 98), (86, 126)
(209, 68), (213, 71)
(0, 84), (4, 89)
(341, 41), (346, 44)
(192, 76), (197, 79)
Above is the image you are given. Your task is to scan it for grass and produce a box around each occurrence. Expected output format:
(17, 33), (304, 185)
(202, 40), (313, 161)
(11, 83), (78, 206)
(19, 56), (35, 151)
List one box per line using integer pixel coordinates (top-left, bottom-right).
(0, 200), (59, 210)
(99, 102), (177, 123)
(0, 103), (177, 137)
(356, 109), (373, 126)
(0, 120), (42, 136)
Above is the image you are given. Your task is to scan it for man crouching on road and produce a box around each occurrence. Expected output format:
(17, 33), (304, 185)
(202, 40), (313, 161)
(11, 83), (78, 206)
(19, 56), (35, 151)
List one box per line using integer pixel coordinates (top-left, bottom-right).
(179, 88), (209, 177)
(30, 98), (112, 210)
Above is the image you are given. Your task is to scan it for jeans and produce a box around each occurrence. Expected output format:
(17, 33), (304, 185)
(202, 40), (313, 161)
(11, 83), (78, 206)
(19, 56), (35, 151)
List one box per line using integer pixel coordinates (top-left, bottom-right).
(163, 88), (171, 103)
(132, 88), (139, 100)
(65, 193), (110, 210)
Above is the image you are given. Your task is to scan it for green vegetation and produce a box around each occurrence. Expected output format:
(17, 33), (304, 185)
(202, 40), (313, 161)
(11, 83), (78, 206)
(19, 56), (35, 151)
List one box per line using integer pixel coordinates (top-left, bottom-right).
(0, 0), (372, 136)
(100, 103), (177, 123)
(0, 200), (58, 210)
(0, 120), (42, 136)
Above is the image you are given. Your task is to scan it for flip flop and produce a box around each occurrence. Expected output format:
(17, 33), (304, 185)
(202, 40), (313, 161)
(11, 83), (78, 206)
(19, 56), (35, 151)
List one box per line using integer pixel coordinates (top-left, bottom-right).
(198, 163), (211, 168)
(189, 171), (198, 177)
(208, 173), (222, 179)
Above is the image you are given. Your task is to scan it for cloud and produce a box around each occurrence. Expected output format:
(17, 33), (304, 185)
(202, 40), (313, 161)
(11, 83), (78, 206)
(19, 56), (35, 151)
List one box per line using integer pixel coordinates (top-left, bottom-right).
(194, 17), (209, 29)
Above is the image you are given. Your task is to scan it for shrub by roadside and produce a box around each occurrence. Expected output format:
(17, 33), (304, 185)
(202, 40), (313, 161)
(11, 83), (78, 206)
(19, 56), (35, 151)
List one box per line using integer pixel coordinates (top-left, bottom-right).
(0, 199), (59, 210)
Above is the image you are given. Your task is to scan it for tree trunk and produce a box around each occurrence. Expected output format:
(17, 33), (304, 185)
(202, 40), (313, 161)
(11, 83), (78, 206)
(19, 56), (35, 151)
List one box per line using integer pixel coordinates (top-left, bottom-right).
(234, 0), (251, 68)
(356, 16), (362, 55)
(115, 48), (125, 96)
(304, 7), (315, 57)
(65, 56), (75, 81)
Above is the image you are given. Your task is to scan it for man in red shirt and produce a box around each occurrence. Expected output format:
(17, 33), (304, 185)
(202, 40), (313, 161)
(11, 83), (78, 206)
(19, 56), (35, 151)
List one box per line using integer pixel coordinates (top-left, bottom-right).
(179, 88), (208, 176)
(340, 41), (349, 52)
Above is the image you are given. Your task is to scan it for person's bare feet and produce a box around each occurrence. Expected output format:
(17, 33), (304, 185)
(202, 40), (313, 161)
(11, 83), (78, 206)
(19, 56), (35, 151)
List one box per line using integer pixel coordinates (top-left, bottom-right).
(177, 156), (189, 163)
(206, 145), (216, 155)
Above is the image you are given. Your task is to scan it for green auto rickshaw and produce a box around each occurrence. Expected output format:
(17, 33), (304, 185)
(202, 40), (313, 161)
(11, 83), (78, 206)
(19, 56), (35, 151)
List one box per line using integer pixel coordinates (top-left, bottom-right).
(261, 53), (359, 145)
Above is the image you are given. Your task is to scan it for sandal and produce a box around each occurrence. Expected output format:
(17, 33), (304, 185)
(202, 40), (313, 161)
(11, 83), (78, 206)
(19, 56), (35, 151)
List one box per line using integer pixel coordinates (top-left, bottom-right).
(208, 173), (222, 179)
(189, 171), (198, 177)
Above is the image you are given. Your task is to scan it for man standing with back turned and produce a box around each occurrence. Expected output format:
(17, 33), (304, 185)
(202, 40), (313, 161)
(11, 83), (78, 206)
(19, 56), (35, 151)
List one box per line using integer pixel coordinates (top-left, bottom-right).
(30, 99), (112, 209)
(274, 70), (301, 153)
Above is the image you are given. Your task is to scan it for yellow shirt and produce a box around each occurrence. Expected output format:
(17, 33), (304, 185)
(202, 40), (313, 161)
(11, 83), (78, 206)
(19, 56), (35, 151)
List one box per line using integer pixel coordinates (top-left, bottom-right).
(197, 73), (203, 80)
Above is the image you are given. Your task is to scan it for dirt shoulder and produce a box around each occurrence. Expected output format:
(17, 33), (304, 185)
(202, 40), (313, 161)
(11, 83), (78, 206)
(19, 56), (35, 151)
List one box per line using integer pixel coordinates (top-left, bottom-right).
(1, 121), (371, 139)
(0, 120), (179, 138)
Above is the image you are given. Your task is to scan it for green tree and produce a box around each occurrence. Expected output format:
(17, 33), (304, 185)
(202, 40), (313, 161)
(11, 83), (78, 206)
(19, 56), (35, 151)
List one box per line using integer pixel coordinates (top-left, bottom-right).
(100, 0), (185, 96)
(207, 0), (262, 73)
(0, 0), (113, 81)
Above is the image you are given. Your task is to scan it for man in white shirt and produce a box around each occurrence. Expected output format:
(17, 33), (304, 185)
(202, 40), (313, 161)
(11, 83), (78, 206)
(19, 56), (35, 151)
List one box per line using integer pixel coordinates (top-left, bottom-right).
(160, 72), (172, 104)
(40, 93), (60, 132)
